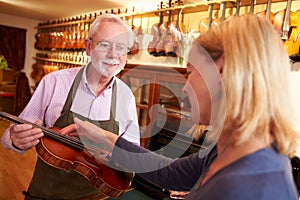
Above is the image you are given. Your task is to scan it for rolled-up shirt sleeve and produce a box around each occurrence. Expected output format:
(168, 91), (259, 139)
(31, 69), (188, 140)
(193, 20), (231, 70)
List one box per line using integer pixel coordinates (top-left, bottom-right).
(1, 125), (26, 153)
(1, 72), (64, 153)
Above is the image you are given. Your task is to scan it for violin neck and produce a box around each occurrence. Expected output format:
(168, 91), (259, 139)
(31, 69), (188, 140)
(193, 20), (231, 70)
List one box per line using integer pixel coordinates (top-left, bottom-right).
(207, 3), (214, 30)
(266, 0), (272, 20)
(282, 0), (292, 40)
(221, 2), (227, 22)
(235, 0), (241, 16)
(250, 0), (255, 14)
(0, 111), (84, 151)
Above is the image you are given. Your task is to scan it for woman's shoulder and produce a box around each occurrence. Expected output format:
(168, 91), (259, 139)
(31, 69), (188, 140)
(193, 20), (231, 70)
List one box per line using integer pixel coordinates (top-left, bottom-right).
(207, 148), (297, 199)
(225, 147), (290, 175)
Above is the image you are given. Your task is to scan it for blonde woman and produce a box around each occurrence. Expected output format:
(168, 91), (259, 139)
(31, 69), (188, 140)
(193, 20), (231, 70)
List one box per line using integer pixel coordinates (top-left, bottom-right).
(72, 14), (299, 199)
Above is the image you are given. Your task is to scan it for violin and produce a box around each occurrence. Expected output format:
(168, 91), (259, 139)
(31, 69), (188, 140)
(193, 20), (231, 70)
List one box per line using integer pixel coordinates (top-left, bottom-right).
(164, 9), (179, 57)
(198, 2), (214, 33)
(225, 0), (241, 22)
(137, 17), (144, 37)
(179, 7), (185, 33)
(211, 0), (228, 27)
(273, 0), (299, 55)
(273, 0), (293, 39)
(55, 23), (64, 50)
(147, 1), (164, 56)
(249, 0), (255, 14)
(63, 17), (74, 50)
(156, 1), (179, 57)
(256, 0), (274, 24)
(80, 14), (92, 50)
(39, 26), (49, 50)
(73, 15), (83, 51)
(0, 111), (131, 198)
(128, 14), (139, 55)
(128, 27), (139, 55)
(155, 15), (168, 56)
(147, 23), (160, 56)
(48, 22), (57, 50)
(136, 17), (144, 50)
(34, 26), (42, 50)
(284, 9), (300, 56)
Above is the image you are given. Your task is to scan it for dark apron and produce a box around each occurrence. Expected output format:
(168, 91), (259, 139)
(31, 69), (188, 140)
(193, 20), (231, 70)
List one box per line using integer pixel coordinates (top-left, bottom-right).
(24, 67), (119, 200)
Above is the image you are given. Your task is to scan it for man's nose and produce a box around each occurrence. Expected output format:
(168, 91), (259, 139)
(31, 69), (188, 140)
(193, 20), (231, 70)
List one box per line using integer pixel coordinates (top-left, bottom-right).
(106, 46), (118, 57)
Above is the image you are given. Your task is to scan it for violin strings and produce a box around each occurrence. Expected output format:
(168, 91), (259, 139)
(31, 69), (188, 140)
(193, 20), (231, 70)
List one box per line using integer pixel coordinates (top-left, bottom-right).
(42, 127), (100, 152)
(0, 112), (100, 152)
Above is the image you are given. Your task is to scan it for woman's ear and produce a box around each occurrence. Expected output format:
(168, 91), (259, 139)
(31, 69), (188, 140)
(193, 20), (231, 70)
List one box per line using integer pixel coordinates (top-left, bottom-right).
(215, 54), (224, 73)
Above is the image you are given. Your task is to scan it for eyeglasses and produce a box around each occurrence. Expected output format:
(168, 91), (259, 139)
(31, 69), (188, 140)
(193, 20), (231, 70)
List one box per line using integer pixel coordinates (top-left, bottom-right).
(90, 39), (129, 56)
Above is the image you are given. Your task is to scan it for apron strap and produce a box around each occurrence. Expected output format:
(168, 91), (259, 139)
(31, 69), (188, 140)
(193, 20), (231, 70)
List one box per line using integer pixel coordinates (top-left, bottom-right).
(59, 66), (117, 121)
(60, 67), (85, 113)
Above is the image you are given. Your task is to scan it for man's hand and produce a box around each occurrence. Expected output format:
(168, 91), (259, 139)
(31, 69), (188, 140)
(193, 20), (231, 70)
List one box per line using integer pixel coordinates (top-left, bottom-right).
(9, 120), (44, 150)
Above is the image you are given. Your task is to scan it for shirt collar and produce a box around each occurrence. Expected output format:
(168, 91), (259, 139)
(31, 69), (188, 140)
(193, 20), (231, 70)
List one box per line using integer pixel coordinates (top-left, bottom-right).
(82, 63), (115, 97)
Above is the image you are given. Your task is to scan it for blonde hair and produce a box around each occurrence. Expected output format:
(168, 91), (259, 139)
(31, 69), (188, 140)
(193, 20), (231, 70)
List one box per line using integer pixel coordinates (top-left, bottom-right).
(88, 14), (134, 48)
(195, 14), (299, 156)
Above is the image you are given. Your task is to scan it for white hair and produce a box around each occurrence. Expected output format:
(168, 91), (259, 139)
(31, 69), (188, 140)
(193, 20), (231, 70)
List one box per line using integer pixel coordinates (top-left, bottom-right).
(88, 13), (134, 48)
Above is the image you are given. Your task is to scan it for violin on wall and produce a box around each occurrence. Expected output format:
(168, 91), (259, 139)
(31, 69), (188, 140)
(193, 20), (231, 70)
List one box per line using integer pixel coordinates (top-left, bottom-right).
(284, 6), (300, 55)
(155, 12), (168, 56)
(211, 0), (233, 26)
(128, 12), (139, 55)
(256, 0), (274, 24)
(35, 26), (50, 50)
(0, 111), (132, 198)
(211, 1), (228, 27)
(273, 0), (292, 39)
(164, 8), (180, 57)
(273, 0), (299, 55)
(286, 9), (300, 55)
(147, 21), (161, 56)
(198, 2), (214, 34)
(34, 27), (42, 50)
(158, 1), (173, 57)
(147, 1), (164, 56)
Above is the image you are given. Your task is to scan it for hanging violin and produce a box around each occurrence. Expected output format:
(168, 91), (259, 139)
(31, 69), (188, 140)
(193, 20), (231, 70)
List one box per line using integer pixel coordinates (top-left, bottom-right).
(34, 24), (42, 50)
(211, 0), (228, 27)
(273, 0), (292, 39)
(164, 8), (179, 57)
(198, 2), (214, 33)
(147, 1), (164, 56)
(284, 6), (300, 55)
(128, 13), (139, 55)
(256, 0), (274, 24)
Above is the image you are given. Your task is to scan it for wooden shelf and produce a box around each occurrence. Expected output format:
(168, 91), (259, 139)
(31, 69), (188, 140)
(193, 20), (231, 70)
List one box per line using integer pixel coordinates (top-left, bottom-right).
(35, 0), (290, 29)
(36, 18), (92, 29)
(33, 57), (84, 66)
(121, 0), (291, 17)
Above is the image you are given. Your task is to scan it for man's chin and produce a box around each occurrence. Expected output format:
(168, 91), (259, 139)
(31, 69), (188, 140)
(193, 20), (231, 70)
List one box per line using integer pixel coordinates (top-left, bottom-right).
(94, 65), (122, 78)
(107, 69), (122, 77)
(100, 71), (118, 78)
